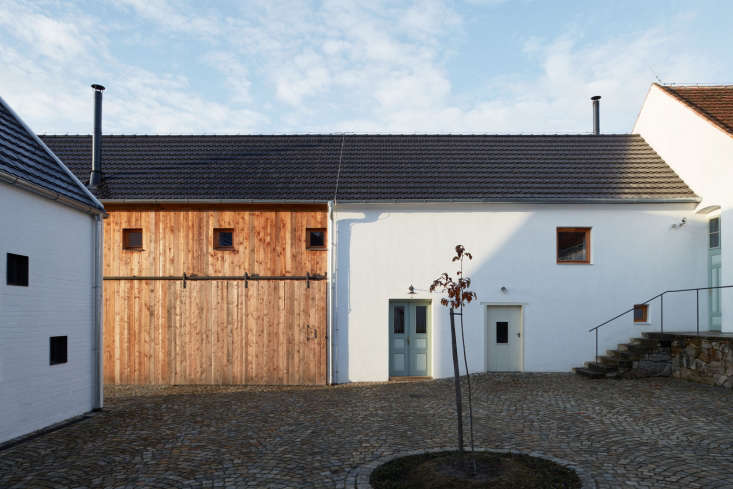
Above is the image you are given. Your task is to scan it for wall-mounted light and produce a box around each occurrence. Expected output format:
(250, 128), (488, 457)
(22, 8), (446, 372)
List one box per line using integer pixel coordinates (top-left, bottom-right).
(408, 285), (416, 295)
(500, 286), (508, 294)
(671, 217), (687, 229)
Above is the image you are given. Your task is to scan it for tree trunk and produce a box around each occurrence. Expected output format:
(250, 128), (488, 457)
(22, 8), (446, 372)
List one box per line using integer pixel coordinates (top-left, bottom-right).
(449, 308), (464, 454)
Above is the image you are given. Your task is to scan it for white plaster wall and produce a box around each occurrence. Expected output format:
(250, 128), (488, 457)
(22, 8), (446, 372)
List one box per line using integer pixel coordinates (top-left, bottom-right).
(333, 203), (706, 383)
(634, 84), (733, 331)
(0, 183), (96, 443)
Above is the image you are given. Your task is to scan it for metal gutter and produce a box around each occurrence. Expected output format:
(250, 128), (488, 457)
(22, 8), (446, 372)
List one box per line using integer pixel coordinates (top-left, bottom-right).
(0, 171), (107, 216)
(327, 200), (335, 385)
(312, 197), (701, 205)
(99, 197), (700, 205)
(101, 199), (327, 204)
(0, 95), (105, 213)
(92, 214), (103, 410)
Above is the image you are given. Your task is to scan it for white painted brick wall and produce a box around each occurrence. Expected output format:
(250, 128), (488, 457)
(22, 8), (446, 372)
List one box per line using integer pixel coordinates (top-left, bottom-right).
(0, 183), (96, 443)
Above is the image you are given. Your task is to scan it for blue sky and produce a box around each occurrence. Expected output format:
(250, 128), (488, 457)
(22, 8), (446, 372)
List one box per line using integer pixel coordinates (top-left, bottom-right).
(0, 0), (731, 134)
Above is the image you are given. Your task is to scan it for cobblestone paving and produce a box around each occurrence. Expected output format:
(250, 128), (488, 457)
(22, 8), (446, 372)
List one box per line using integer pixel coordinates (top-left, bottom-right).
(1, 374), (732, 488)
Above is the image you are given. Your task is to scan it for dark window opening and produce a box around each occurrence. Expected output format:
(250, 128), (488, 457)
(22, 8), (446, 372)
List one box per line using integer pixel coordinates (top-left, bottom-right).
(214, 228), (234, 249)
(50, 336), (68, 365)
(394, 306), (405, 334)
(496, 322), (509, 344)
(557, 227), (591, 263)
(306, 228), (326, 249)
(633, 304), (649, 323)
(416, 306), (427, 334)
(709, 218), (720, 249)
(7, 253), (29, 286)
(123, 228), (143, 250)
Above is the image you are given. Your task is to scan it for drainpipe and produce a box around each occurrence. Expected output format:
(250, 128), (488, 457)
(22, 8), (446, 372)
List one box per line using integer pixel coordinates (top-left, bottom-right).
(92, 214), (104, 409)
(327, 200), (335, 385)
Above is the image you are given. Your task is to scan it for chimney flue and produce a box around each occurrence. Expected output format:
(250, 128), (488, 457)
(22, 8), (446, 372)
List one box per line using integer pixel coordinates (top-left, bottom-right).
(89, 84), (105, 188)
(591, 95), (601, 135)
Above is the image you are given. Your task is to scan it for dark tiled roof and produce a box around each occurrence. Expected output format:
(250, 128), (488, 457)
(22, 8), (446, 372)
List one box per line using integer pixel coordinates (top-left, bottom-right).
(39, 134), (698, 203)
(0, 98), (103, 210)
(657, 84), (733, 136)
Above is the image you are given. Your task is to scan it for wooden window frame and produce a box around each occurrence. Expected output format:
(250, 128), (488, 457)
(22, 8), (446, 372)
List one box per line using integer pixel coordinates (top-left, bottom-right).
(556, 227), (591, 264)
(122, 228), (143, 250)
(633, 304), (649, 323)
(306, 228), (327, 250)
(213, 228), (235, 250)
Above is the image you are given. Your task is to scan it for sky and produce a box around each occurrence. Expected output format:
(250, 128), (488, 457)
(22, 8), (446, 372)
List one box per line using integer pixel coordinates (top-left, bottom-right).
(0, 0), (731, 135)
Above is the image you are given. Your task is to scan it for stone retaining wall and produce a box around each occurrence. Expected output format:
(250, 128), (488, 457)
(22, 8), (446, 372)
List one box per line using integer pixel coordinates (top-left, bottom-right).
(629, 334), (733, 389)
(670, 335), (733, 389)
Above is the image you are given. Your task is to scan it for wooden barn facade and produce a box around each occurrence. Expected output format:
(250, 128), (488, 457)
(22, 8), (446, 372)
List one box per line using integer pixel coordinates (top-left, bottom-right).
(101, 204), (328, 384)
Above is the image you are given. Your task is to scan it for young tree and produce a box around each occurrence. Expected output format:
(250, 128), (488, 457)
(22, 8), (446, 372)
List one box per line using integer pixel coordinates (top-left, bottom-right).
(429, 245), (477, 455)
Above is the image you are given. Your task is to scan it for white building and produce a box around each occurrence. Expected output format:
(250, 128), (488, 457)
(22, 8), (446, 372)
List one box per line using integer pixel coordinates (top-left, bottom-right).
(0, 96), (105, 444)
(329, 135), (706, 382)
(634, 83), (733, 333)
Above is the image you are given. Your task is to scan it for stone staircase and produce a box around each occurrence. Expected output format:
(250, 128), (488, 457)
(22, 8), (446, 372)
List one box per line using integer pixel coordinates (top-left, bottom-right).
(573, 333), (669, 379)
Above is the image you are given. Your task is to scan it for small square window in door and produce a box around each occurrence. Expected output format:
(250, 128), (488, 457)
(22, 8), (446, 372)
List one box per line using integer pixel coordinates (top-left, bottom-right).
(496, 322), (508, 344)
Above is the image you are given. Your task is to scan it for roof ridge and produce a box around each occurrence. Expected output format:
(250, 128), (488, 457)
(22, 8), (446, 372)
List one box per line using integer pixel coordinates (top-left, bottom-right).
(654, 82), (733, 88)
(655, 84), (733, 136)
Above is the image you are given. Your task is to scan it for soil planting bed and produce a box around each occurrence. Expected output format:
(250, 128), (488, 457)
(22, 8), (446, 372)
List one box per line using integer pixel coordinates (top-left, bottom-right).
(369, 450), (582, 489)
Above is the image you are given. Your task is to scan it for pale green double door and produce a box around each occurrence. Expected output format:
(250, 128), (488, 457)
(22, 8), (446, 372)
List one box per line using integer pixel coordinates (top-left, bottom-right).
(389, 301), (431, 377)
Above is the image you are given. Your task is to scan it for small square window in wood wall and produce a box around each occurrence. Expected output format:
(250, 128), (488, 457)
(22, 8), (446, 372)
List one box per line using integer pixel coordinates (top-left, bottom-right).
(214, 228), (234, 250)
(306, 228), (326, 250)
(123, 228), (143, 250)
(633, 304), (649, 323)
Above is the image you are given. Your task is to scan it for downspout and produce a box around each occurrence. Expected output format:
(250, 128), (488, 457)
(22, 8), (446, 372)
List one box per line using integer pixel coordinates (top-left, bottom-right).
(327, 200), (335, 385)
(92, 214), (104, 410)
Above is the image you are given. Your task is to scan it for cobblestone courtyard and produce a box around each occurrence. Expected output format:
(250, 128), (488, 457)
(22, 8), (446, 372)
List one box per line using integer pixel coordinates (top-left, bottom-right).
(1, 374), (732, 488)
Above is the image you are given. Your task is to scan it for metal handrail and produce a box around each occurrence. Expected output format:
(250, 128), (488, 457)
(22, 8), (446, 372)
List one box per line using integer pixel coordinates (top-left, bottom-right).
(588, 284), (733, 364)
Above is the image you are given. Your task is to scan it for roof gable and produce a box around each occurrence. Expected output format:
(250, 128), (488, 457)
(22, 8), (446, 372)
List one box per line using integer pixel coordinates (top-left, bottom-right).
(0, 97), (103, 211)
(39, 134), (698, 203)
(656, 84), (733, 137)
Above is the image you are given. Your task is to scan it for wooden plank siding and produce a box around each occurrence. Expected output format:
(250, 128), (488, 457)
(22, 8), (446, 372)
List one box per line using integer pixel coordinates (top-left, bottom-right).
(102, 204), (328, 385)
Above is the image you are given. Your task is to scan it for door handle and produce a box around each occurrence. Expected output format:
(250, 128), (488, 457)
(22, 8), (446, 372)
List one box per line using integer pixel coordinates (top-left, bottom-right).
(517, 332), (521, 338)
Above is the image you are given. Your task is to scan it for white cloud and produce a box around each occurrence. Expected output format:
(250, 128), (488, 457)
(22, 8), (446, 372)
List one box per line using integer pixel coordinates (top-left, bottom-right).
(0, 0), (723, 135)
(114, 0), (222, 37)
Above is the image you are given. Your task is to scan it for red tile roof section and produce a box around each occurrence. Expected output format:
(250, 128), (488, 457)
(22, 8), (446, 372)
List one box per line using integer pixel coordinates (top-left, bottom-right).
(656, 83), (733, 136)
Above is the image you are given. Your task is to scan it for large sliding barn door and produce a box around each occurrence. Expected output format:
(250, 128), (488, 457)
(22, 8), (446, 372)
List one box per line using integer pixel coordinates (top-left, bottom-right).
(103, 279), (327, 385)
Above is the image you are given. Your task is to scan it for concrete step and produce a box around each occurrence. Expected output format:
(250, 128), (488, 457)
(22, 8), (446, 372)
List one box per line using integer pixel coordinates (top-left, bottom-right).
(630, 337), (658, 347)
(584, 361), (617, 373)
(573, 367), (606, 379)
(607, 349), (642, 361)
(598, 355), (633, 369)
(617, 342), (653, 354)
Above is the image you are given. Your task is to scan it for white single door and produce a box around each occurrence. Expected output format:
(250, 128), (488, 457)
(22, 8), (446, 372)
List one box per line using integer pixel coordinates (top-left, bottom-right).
(486, 305), (522, 371)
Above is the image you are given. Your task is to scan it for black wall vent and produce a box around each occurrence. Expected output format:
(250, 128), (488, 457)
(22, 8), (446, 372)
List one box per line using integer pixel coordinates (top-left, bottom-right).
(50, 336), (68, 365)
(7, 253), (29, 286)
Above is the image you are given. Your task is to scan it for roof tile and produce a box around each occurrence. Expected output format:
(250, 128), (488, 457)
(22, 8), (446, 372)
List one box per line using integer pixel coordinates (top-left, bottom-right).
(39, 134), (697, 202)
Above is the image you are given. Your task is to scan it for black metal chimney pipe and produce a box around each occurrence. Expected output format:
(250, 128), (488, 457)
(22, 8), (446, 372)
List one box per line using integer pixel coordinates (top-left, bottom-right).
(89, 84), (105, 188)
(591, 95), (601, 135)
